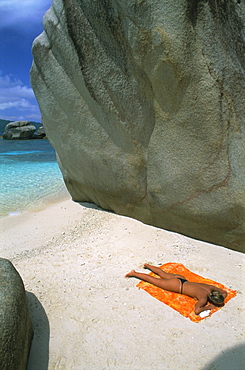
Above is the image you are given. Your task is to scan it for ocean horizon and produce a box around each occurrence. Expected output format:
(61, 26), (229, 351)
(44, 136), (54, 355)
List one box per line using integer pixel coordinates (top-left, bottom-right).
(0, 138), (69, 218)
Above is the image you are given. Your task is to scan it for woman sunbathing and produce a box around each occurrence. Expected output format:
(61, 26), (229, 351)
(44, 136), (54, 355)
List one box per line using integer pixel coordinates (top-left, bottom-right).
(125, 263), (228, 315)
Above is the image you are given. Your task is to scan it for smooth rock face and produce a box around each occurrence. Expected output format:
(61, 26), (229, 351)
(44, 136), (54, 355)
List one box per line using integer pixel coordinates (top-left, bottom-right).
(0, 258), (33, 370)
(3, 121), (36, 140)
(31, 0), (245, 252)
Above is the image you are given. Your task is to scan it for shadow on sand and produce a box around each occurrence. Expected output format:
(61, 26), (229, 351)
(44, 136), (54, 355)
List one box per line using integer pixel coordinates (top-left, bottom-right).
(203, 343), (245, 370)
(26, 292), (50, 370)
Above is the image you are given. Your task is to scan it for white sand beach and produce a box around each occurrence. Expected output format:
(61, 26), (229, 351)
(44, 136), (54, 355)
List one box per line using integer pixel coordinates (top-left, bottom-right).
(0, 198), (244, 369)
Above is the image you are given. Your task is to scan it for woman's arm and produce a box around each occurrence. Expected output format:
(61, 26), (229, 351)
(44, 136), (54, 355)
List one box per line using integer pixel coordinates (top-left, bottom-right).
(194, 298), (216, 315)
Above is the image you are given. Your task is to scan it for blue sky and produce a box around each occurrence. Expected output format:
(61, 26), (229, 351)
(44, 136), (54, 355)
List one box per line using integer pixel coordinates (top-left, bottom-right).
(0, 0), (52, 122)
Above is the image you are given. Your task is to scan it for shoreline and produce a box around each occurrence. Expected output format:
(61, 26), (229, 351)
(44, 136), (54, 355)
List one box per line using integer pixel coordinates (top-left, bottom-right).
(0, 182), (70, 218)
(0, 136), (68, 219)
(0, 198), (244, 369)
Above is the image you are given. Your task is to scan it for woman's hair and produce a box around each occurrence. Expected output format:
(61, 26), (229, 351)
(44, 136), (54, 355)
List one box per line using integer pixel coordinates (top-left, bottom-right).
(208, 291), (225, 305)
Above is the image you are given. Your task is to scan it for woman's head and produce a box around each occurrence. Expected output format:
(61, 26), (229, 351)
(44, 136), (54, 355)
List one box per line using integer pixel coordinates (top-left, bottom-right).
(208, 291), (225, 306)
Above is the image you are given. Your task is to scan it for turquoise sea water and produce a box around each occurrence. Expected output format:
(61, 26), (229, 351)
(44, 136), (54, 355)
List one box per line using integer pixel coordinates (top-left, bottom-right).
(0, 138), (69, 217)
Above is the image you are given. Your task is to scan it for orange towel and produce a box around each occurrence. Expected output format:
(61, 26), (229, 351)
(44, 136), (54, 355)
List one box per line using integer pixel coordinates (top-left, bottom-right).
(136, 263), (236, 323)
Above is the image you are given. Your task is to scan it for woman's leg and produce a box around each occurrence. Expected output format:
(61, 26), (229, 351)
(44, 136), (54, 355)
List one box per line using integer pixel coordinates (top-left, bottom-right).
(125, 270), (181, 293)
(144, 263), (185, 280)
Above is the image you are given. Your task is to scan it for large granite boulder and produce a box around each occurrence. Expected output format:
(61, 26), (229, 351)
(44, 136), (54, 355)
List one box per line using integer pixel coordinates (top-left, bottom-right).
(31, 0), (245, 252)
(3, 121), (36, 140)
(0, 258), (33, 370)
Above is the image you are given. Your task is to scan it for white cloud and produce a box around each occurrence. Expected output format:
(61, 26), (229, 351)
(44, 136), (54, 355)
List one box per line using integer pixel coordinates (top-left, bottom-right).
(0, 74), (40, 120)
(0, 75), (35, 105)
(0, 75), (23, 88)
(1, 85), (35, 100)
(0, 99), (30, 111)
(0, 75), (35, 99)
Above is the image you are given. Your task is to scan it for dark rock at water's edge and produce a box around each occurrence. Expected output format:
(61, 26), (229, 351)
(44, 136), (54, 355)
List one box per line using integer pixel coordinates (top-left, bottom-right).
(1, 119), (46, 139)
(0, 258), (33, 370)
(31, 0), (245, 252)
(3, 121), (36, 140)
(0, 118), (41, 135)
(32, 125), (47, 139)
(37, 125), (46, 136)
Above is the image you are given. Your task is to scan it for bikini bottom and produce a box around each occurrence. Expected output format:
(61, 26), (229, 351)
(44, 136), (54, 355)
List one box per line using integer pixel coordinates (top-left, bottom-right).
(177, 278), (188, 294)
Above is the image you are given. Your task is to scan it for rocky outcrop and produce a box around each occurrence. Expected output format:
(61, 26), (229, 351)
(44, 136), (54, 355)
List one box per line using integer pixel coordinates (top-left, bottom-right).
(3, 121), (36, 140)
(37, 126), (46, 137)
(31, 0), (245, 252)
(0, 258), (33, 370)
